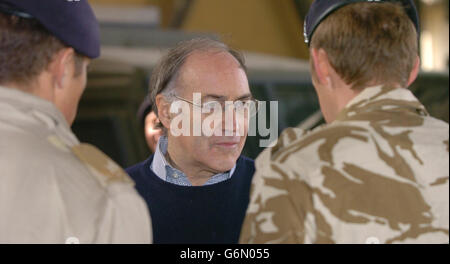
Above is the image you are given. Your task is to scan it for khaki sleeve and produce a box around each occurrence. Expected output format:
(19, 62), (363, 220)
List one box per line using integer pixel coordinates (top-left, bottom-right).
(71, 143), (152, 243)
(93, 183), (152, 244)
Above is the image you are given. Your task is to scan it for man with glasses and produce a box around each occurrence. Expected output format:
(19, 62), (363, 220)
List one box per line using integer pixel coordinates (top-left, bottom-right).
(126, 38), (256, 243)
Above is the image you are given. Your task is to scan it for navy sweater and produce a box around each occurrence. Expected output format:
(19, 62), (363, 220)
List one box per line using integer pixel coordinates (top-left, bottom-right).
(126, 155), (255, 244)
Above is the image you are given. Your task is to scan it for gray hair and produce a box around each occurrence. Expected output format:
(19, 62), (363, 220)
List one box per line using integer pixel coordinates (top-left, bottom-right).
(148, 37), (247, 131)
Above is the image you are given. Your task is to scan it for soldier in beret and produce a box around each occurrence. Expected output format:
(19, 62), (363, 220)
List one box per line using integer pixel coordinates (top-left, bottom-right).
(0, 0), (151, 243)
(240, 0), (449, 244)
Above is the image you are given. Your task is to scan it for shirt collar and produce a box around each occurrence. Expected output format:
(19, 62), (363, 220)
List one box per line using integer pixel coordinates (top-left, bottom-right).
(151, 135), (171, 182)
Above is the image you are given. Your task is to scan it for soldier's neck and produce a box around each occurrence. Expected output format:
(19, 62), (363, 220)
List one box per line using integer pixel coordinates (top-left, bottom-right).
(4, 74), (55, 103)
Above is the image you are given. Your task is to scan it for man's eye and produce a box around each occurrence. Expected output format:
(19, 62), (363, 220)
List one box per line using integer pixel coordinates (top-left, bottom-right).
(234, 100), (251, 108)
(202, 102), (221, 111)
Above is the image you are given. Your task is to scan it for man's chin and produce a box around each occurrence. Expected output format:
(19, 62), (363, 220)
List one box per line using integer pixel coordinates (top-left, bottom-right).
(206, 156), (239, 173)
(201, 145), (242, 172)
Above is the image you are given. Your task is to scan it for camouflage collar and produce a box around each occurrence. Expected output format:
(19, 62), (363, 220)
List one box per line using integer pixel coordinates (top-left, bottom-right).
(336, 85), (429, 122)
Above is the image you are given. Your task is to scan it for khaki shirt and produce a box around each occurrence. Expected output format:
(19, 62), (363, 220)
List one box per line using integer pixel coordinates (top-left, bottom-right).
(240, 85), (449, 244)
(0, 86), (152, 243)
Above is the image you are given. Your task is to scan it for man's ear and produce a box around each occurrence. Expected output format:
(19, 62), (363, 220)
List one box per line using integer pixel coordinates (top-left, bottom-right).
(407, 56), (420, 87)
(311, 48), (331, 87)
(49, 48), (75, 89)
(155, 94), (171, 130)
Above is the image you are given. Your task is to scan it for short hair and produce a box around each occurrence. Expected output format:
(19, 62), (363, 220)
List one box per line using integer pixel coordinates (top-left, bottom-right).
(310, 2), (418, 90)
(148, 37), (247, 131)
(0, 13), (84, 86)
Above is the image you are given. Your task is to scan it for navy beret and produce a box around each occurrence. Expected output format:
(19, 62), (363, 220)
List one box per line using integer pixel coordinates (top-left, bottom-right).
(304, 0), (420, 46)
(0, 0), (100, 58)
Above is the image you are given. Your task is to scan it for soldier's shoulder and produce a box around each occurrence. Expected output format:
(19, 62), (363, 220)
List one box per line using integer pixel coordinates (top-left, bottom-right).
(422, 114), (450, 132)
(263, 122), (371, 161)
(42, 135), (134, 189)
(4, 133), (135, 191)
(0, 131), (71, 167)
(70, 143), (135, 189)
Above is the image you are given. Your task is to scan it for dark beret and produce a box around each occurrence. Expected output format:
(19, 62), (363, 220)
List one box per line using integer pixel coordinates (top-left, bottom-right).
(0, 0), (100, 58)
(303, 0), (420, 46)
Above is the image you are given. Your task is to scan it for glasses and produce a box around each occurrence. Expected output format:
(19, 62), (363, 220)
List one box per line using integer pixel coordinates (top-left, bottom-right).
(173, 94), (259, 118)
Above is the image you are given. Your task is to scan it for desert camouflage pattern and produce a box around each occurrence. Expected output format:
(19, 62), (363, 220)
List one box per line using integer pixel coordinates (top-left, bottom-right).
(240, 85), (449, 244)
(0, 85), (152, 243)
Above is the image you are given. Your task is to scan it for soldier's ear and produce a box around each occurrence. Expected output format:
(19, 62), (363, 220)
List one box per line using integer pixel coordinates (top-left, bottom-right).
(155, 94), (171, 130)
(407, 56), (420, 87)
(50, 48), (75, 90)
(311, 48), (332, 88)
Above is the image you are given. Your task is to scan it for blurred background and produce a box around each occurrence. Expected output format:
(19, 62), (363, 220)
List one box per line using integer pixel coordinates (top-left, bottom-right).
(74, 0), (449, 167)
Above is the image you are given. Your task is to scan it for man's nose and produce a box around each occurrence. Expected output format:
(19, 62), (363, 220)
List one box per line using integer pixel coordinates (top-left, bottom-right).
(222, 103), (240, 134)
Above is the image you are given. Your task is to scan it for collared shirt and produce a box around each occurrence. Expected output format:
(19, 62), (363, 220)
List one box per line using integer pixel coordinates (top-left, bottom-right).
(150, 136), (236, 186)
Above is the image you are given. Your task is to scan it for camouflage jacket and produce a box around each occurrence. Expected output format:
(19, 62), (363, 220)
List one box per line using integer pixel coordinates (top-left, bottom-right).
(240, 85), (449, 244)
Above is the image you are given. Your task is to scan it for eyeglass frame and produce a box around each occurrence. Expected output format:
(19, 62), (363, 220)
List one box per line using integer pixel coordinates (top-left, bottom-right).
(170, 94), (260, 118)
